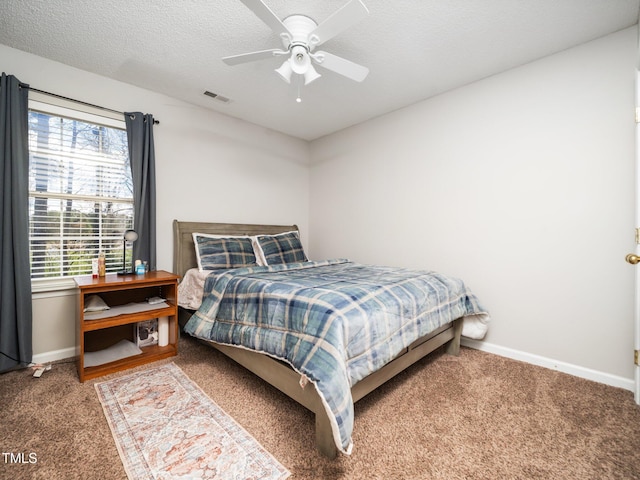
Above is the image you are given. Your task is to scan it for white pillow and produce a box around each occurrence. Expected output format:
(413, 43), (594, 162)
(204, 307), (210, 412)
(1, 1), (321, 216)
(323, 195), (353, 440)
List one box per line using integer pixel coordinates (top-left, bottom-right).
(83, 295), (110, 312)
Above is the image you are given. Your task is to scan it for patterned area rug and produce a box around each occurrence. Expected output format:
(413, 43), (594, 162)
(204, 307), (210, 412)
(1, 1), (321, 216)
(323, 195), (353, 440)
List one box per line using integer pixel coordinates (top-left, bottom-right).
(95, 363), (290, 480)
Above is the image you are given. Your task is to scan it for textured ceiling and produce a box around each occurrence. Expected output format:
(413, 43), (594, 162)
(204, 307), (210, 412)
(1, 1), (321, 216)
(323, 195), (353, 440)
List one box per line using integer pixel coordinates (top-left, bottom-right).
(1, 0), (638, 140)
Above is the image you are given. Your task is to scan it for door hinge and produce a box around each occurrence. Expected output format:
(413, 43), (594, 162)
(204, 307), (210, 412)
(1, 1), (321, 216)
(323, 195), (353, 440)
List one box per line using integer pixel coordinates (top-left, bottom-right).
(636, 350), (639, 366)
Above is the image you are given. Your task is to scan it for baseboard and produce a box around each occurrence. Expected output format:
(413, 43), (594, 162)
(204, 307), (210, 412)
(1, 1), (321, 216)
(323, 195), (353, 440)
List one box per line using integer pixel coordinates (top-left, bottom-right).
(462, 338), (635, 392)
(32, 346), (77, 366)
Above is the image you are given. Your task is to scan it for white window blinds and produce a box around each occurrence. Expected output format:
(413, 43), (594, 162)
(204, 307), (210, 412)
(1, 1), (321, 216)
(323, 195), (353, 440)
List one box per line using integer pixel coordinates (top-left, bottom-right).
(28, 103), (134, 279)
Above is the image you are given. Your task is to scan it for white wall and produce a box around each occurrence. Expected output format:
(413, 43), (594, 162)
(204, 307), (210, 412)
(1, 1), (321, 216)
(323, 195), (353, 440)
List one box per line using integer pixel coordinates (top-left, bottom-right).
(309, 27), (637, 387)
(1, 44), (311, 359)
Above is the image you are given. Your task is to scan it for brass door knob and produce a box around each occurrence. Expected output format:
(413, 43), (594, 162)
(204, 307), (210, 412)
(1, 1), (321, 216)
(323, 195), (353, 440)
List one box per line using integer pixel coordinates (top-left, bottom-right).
(626, 254), (640, 265)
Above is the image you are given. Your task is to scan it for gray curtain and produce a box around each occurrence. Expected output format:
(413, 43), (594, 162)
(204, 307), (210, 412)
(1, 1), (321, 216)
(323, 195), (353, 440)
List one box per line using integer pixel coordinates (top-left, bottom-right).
(125, 112), (157, 271)
(0, 73), (32, 372)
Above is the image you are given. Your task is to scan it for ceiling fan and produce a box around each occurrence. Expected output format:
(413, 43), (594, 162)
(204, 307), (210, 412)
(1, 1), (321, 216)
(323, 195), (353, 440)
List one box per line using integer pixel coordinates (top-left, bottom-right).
(223, 0), (370, 98)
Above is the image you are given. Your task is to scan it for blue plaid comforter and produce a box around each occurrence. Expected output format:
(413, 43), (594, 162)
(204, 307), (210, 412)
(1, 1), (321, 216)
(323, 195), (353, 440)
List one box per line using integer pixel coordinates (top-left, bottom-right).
(183, 259), (489, 454)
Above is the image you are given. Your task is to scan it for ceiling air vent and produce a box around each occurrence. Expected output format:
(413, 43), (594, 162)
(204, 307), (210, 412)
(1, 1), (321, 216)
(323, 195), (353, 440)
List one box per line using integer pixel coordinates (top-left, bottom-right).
(203, 91), (230, 103)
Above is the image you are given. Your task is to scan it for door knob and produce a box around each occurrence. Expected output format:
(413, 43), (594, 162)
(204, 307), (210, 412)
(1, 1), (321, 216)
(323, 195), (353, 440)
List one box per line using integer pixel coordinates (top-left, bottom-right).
(626, 254), (640, 265)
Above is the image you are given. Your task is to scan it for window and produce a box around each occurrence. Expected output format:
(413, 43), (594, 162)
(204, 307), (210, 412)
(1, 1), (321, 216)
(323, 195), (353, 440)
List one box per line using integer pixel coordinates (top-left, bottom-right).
(28, 100), (133, 280)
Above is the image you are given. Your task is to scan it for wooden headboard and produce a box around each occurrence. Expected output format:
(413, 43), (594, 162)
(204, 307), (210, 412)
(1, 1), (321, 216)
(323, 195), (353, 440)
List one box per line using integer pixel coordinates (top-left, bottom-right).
(172, 220), (299, 278)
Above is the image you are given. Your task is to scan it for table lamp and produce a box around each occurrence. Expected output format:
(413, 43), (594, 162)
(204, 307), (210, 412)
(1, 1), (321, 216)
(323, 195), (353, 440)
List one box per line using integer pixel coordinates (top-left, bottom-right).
(117, 229), (138, 275)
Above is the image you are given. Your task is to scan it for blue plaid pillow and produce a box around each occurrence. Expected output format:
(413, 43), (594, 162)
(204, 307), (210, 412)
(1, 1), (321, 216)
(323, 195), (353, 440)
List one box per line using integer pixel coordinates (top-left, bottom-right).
(194, 235), (257, 271)
(255, 231), (307, 265)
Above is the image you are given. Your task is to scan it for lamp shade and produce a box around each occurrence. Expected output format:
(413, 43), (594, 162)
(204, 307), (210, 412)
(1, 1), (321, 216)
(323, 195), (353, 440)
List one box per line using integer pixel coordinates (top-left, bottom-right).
(275, 60), (293, 84)
(124, 229), (138, 242)
(303, 64), (321, 85)
(290, 46), (310, 74)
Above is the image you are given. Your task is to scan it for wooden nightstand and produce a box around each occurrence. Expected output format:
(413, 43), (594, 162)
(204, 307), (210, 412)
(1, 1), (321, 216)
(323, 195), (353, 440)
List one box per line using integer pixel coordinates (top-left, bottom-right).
(75, 270), (180, 382)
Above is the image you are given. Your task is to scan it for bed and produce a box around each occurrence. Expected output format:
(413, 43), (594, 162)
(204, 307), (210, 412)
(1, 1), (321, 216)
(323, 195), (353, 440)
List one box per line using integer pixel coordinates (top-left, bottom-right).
(173, 220), (489, 458)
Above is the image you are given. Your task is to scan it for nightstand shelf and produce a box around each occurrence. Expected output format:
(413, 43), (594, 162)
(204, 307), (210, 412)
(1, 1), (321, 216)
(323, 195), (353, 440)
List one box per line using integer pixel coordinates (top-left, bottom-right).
(75, 270), (180, 382)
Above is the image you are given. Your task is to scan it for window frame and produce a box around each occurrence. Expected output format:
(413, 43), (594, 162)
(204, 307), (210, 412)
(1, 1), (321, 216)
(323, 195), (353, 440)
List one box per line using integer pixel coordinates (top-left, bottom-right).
(28, 93), (132, 292)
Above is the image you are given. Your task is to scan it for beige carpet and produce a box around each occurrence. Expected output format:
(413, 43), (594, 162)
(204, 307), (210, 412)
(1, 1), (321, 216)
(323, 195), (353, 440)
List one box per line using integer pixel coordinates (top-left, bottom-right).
(1, 334), (639, 479)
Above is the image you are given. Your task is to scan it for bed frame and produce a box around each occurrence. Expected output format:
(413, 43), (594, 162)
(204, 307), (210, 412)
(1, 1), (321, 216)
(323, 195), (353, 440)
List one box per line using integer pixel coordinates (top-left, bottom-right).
(173, 219), (463, 458)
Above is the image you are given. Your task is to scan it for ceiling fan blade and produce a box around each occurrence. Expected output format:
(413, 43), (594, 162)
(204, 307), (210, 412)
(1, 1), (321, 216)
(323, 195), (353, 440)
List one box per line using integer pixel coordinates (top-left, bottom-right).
(309, 0), (369, 47)
(222, 48), (285, 66)
(312, 51), (369, 82)
(239, 0), (290, 34)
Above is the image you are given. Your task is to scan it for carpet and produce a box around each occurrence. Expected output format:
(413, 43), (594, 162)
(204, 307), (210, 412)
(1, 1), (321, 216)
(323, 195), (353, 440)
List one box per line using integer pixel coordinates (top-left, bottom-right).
(95, 362), (291, 480)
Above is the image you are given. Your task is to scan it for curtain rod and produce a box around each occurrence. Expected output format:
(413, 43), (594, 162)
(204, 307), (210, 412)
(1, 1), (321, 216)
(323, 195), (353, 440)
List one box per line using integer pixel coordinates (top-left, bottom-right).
(24, 86), (160, 125)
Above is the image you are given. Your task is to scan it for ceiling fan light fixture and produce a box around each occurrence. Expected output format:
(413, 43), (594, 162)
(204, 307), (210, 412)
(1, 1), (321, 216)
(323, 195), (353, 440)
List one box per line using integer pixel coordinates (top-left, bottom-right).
(226, 0), (370, 97)
(275, 60), (293, 83)
(290, 45), (310, 74)
(303, 64), (321, 85)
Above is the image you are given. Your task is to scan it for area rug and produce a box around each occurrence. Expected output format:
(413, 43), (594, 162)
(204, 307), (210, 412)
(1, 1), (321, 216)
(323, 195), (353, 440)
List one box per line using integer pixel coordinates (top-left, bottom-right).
(95, 362), (290, 480)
